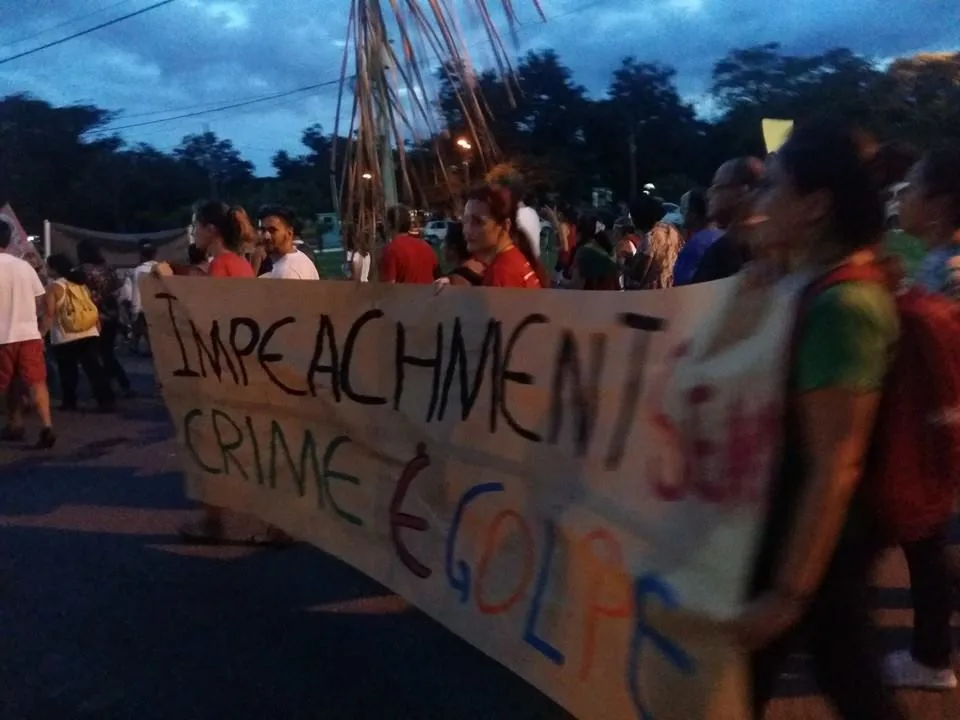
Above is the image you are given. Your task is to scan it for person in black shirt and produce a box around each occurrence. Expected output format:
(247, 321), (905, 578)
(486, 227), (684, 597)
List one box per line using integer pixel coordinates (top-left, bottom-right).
(690, 156), (765, 283)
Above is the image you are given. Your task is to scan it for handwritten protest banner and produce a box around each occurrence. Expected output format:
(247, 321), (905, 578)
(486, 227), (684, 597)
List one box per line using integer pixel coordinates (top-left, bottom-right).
(143, 276), (792, 720)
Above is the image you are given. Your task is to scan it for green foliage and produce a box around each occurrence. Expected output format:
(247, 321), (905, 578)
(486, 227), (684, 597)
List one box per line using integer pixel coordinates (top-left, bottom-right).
(2, 48), (959, 233)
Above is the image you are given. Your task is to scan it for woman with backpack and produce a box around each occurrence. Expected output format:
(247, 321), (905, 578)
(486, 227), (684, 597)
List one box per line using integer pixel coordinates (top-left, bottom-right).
(42, 254), (115, 413)
(881, 145), (960, 691)
(663, 122), (904, 718)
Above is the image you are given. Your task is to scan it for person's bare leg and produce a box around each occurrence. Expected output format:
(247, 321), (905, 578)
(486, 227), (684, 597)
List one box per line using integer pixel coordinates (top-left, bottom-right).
(30, 382), (52, 428)
(4, 385), (21, 429)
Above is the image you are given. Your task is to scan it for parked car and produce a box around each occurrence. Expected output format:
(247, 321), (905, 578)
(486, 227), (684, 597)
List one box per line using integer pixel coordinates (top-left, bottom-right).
(423, 220), (453, 245)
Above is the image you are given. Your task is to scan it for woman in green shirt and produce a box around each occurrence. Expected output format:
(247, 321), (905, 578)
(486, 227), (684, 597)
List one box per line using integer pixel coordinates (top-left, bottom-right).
(738, 123), (903, 719)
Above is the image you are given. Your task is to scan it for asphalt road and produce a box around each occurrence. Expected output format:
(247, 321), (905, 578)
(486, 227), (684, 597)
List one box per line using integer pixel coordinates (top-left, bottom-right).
(0, 358), (957, 720)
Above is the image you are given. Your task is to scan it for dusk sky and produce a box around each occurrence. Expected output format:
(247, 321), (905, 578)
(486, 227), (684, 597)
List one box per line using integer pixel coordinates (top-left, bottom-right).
(1, 0), (957, 174)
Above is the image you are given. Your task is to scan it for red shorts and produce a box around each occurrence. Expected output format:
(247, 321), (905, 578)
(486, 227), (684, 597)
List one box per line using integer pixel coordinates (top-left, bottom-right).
(0, 339), (47, 392)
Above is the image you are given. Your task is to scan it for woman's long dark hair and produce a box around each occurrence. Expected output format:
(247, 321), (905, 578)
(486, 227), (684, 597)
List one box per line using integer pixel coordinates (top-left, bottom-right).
(47, 253), (86, 285)
(776, 121), (884, 251)
(194, 200), (248, 252)
(468, 184), (549, 288)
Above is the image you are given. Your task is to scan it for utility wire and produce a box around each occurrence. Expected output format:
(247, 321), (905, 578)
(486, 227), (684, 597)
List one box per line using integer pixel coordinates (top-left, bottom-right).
(88, 0), (604, 135)
(88, 78), (342, 134)
(0, 0), (141, 52)
(115, 76), (352, 120)
(0, 0), (176, 66)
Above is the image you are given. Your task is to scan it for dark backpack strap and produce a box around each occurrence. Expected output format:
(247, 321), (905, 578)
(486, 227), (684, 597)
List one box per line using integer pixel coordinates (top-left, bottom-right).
(796, 262), (887, 328)
(449, 265), (484, 286)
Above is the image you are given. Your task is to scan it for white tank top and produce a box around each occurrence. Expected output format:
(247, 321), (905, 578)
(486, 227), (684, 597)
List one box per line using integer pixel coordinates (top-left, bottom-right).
(50, 278), (100, 346)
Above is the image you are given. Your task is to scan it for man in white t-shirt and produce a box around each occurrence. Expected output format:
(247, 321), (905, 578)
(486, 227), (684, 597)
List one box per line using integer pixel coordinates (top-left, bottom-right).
(257, 206), (320, 280)
(0, 220), (55, 447)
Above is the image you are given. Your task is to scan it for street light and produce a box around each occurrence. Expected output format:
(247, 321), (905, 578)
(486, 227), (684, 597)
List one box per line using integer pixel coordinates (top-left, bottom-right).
(362, 172), (373, 180)
(455, 137), (472, 185)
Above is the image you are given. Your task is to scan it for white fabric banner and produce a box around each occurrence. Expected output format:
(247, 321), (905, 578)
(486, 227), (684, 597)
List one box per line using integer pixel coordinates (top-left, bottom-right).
(142, 276), (800, 720)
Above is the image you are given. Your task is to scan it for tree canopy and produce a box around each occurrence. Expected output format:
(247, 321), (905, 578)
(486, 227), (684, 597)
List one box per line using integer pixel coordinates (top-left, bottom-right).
(2, 45), (958, 233)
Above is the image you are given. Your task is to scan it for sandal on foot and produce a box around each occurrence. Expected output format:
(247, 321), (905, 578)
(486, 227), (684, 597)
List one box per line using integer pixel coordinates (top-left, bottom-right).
(36, 427), (56, 449)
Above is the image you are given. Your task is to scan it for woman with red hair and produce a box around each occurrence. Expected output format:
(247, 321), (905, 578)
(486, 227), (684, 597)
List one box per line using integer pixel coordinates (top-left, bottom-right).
(463, 185), (548, 289)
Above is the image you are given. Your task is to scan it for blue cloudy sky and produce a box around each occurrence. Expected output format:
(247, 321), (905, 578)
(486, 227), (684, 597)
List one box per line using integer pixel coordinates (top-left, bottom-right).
(0, 0), (956, 174)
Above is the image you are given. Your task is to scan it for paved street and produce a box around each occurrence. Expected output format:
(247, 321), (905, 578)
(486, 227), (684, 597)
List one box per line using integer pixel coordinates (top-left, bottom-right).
(0, 358), (957, 719)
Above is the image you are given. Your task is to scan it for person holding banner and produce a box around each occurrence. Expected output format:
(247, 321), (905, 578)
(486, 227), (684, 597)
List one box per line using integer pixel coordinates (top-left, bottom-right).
(687, 122), (902, 718)
(155, 201), (291, 547)
(194, 202), (255, 279)
(463, 184), (547, 289)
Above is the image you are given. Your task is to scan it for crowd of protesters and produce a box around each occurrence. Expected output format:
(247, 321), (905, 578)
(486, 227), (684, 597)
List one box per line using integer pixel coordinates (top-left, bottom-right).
(1, 118), (959, 719)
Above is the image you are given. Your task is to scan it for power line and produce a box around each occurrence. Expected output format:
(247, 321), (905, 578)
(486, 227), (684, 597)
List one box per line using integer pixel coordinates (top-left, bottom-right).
(89, 0), (604, 135)
(101, 91), (327, 142)
(0, 0), (141, 52)
(114, 77), (351, 120)
(88, 77), (343, 134)
(0, 0), (177, 66)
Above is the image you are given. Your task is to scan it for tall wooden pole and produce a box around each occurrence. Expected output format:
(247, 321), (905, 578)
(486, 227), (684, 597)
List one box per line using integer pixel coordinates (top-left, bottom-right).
(369, 0), (398, 211)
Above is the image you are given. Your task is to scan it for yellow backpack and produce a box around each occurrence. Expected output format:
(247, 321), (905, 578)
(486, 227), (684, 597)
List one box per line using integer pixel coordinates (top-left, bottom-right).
(59, 281), (99, 334)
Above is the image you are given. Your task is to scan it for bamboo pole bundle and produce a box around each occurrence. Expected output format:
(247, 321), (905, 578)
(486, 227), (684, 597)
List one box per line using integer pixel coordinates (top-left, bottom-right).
(330, 0), (545, 276)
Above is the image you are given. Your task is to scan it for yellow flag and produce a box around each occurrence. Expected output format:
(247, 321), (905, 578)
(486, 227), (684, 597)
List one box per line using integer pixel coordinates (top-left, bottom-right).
(762, 119), (793, 154)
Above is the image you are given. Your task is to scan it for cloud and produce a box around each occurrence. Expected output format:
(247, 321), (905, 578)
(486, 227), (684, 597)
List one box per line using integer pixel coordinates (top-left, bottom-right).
(0, 0), (956, 174)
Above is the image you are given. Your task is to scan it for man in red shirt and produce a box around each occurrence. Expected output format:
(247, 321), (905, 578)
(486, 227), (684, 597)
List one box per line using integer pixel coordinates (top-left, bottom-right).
(380, 205), (437, 284)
